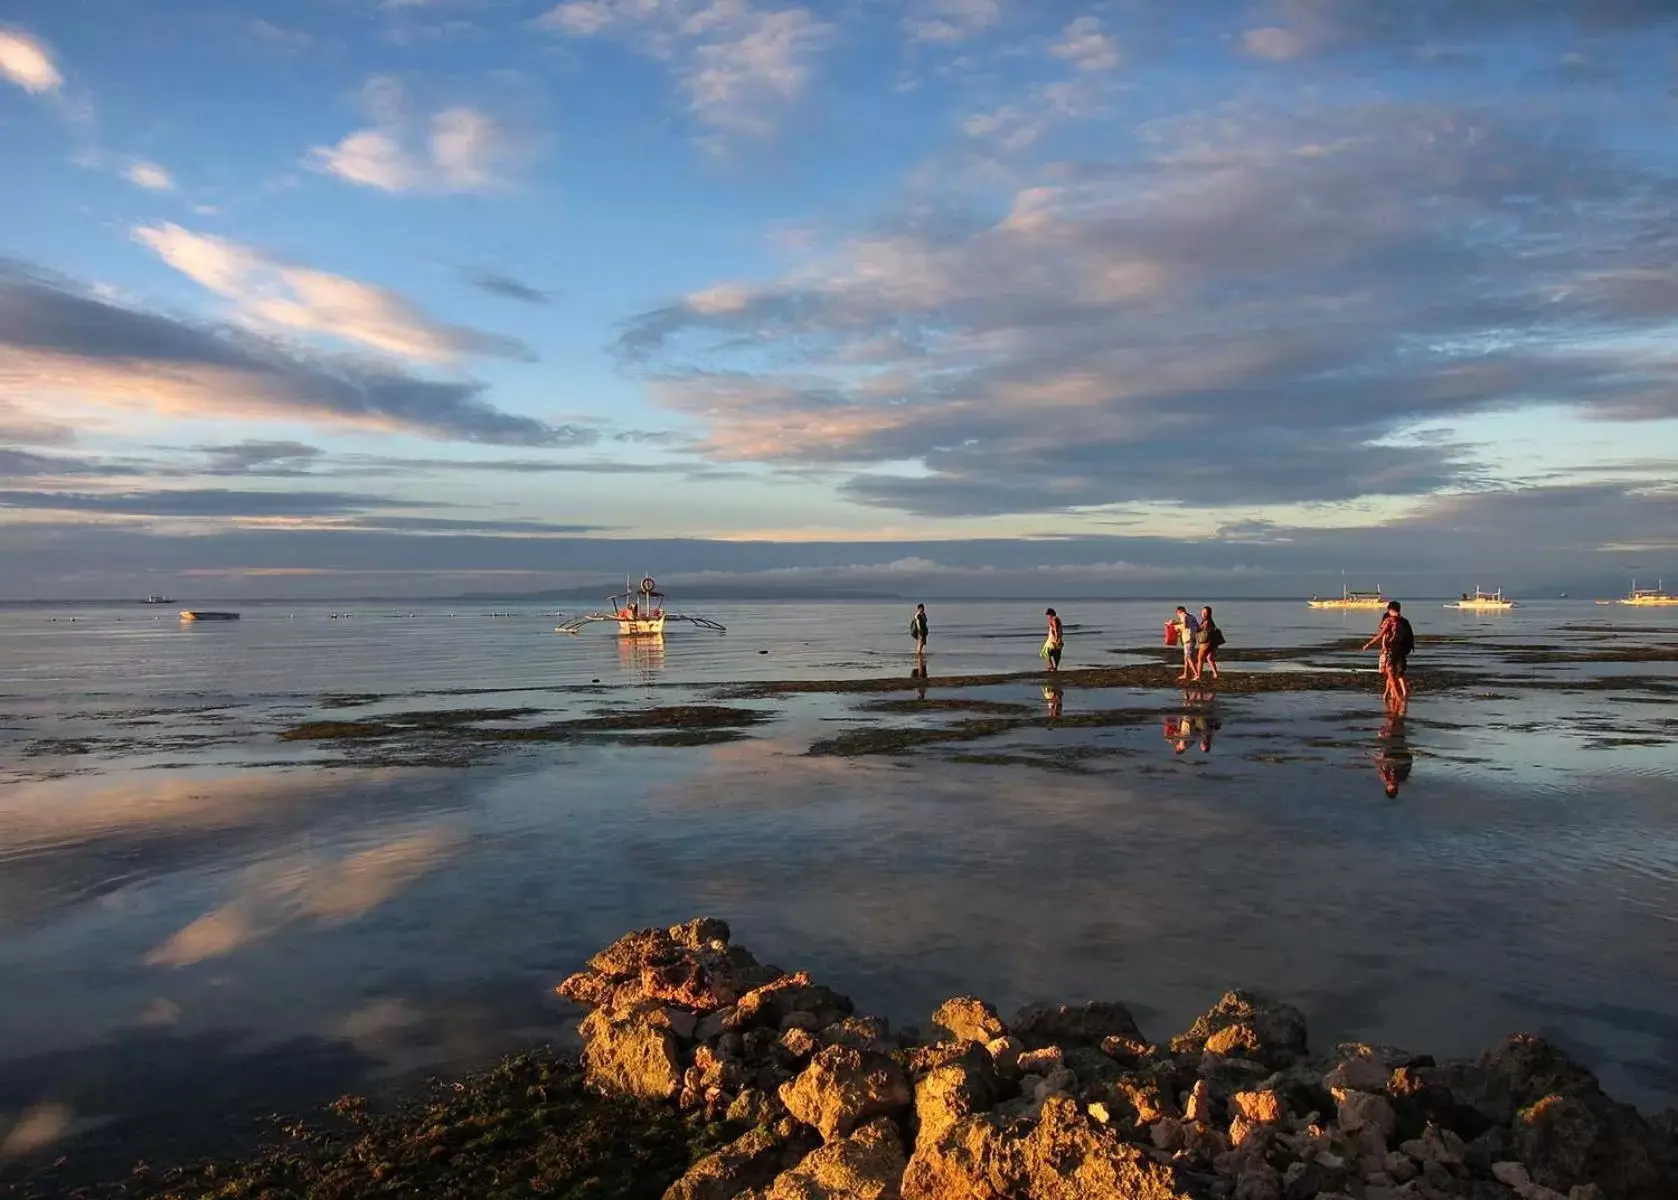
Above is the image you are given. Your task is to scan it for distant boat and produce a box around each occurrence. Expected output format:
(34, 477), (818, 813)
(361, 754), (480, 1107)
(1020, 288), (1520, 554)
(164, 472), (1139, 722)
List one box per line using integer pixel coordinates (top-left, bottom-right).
(1307, 585), (1387, 610)
(140, 593), (174, 605)
(179, 610), (240, 621)
(1613, 579), (1678, 607)
(1443, 587), (1516, 611)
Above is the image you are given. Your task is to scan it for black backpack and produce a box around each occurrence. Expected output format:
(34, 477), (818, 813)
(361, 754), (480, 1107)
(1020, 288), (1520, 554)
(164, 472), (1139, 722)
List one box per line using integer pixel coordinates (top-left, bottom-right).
(1392, 616), (1415, 657)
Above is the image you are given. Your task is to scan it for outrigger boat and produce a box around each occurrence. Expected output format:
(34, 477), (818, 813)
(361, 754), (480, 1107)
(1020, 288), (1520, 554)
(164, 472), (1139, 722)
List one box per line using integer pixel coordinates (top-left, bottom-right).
(179, 610), (240, 621)
(1307, 585), (1387, 610)
(555, 577), (726, 637)
(1443, 587), (1516, 611)
(140, 593), (174, 605)
(1613, 579), (1678, 607)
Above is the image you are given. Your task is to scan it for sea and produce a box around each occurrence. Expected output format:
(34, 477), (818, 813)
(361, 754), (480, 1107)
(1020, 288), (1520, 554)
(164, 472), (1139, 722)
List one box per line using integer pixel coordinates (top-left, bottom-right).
(1, 597), (1675, 1175)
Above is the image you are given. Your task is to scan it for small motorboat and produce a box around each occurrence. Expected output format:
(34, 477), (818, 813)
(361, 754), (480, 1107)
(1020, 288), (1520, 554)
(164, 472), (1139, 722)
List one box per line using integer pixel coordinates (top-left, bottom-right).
(179, 610), (240, 621)
(140, 593), (175, 604)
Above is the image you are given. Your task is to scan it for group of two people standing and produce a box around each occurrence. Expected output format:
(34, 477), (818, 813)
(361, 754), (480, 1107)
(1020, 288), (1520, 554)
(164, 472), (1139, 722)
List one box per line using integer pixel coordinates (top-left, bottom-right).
(911, 604), (1068, 670)
(1169, 605), (1224, 682)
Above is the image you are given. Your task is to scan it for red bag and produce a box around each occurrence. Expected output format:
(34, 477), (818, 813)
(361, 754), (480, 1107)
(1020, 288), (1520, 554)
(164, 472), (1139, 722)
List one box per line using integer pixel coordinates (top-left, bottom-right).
(1164, 621), (1179, 646)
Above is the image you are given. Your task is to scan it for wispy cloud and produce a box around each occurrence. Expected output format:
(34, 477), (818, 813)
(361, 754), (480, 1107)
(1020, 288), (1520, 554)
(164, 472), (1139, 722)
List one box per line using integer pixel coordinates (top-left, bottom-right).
(619, 103), (1678, 516)
(307, 76), (530, 193)
(905, 0), (1000, 44)
(0, 261), (589, 445)
(134, 223), (533, 365)
(464, 267), (550, 305)
(0, 26), (62, 94)
(124, 161), (175, 192)
(0, 488), (422, 519)
(537, 0), (832, 142)
(1050, 16), (1120, 72)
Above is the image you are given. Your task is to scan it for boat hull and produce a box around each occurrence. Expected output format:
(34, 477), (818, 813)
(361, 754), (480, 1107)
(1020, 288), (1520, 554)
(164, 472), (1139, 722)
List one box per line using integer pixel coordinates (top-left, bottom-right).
(1617, 597), (1678, 606)
(617, 616), (666, 636)
(1444, 601), (1515, 610)
(1307, 600), (1387, 609)
(179, 611), (240, 621)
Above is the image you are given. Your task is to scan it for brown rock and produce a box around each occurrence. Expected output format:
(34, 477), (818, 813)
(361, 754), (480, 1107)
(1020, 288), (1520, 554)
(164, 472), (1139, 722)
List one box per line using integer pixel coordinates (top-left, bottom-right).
(728, 1088), (781, 1127)
(1172, 991), (1309, 1069)
(1232, 1089), (1287, 1126)
(663, 1118), (818, 1200)
(901, 1094), (1201, 1199)
(931, 996), (1007, 1045)
(760, 1117), (906, 1200)
(1335, 1089), (1397, 1143)
(822, 1014), (893, 1051)
(913, 1047), (998, 1154)
(1011, 1000), (1145, 1048)
(1102, 1073), (1175, 1126)
(556, 968), (618, 1008)
(985, 1035), (1024, 1080)
(778, 1026), (819, 1064)
(734, 972), (855, 1033)
(1324, 1058), (1389, 1093)
(579, 1002), (685, 1101)
(779, 1044), (913, 1142)
(669, 916), (731, 948)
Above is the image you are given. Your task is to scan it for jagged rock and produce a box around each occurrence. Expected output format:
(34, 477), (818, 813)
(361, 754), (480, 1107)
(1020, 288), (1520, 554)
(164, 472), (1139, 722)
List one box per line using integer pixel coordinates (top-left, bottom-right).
(1494, 1161), (1534, 1189)
(592, 926), (679, 977)
(1446, 1036), (1602, 1126)
(1102, 1033), (1156, 1062)
(728, 1087), (781, 1126)
(556, 968), (618, 1007)
(908, 1041), (987, 1076)
(1235, 1159), (1282, 1200)
(579, 1001), (686, 1100)
(696, 1007), (737, 1043)
(1173, 991), (1309, 1069)
(1102, 1073), (1175, 1126)
(778, 1027), (819, 1064)
(1034, 1066), (1077, 1101)
(986, 1035), (1024, 1080)
(1017, 1046), (1064, 1076)
(823, 1014), (893, 1052)
(758, 1117), (906, 1199)
(913, 1047), (999, 1154)
(931, 996), (1007, 1045)
(1336, 1089), (1397, 1142)
(1324, 1058), (1390, 1093)
(1012, 1000), (1145, 1048)
(782, 1012), (822, 1033)
(1232, 1089), (1287, 1125)
(779, 1044), (912, 1142)
(1186, 1079), (1218, 1124)
(670, 916), (732, 949)
(1387, 1064), (1467, 1142)
(1384, 1150), (1417, 1182)
(1062, 1044), (1123, 1089)
(901, 1094), (1202, 1199)
(734, 973), (855, 1033)
(663, 1117), (819, 1200)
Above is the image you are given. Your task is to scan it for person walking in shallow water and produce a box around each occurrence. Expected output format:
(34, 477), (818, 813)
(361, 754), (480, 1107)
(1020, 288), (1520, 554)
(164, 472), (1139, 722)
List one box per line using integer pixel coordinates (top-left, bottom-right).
(1195, 606), (1223, 681)
(1042, 608), (1064, 672)
(909, 603), (928, 662)
(1362, 600), (1413, 708)
(1171, 605), (1201, 681)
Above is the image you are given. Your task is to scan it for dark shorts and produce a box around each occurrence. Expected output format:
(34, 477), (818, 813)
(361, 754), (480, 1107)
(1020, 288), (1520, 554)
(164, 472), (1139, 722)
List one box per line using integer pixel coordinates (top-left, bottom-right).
(1388, 654), (1408, 678)
(1047, 645), (1062, 665)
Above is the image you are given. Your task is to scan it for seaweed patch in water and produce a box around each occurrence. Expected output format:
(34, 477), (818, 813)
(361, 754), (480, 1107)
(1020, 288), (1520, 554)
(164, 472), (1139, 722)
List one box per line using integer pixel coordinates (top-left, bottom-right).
(13, 1050), (736, 1200)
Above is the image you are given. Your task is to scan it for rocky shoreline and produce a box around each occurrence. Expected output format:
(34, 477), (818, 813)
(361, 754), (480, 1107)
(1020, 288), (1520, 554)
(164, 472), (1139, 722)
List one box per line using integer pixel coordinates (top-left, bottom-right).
(561, 919), (1678, 1200)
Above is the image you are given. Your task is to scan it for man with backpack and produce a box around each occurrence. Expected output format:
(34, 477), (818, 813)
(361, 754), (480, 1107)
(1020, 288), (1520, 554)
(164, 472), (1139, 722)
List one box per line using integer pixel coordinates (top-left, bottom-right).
(1362, 600), (1413, 706)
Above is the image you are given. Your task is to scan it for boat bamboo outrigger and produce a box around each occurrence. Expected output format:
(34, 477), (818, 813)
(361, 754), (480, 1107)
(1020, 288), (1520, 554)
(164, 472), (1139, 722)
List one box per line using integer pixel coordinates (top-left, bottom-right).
(1307, 585), (1387, 610)
(1443, 587), (1517, 611)
(555, 577), (726, 636)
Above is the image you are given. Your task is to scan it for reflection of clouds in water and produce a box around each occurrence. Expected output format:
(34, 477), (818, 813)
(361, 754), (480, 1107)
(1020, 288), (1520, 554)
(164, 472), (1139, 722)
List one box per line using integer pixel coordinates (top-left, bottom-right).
(136, 998), (182, 1028)
(146, 829), (462, 967)
(339, 997), (423, 1051)
(0, 1101), (111, 1159)
(0, 770), (370, 847)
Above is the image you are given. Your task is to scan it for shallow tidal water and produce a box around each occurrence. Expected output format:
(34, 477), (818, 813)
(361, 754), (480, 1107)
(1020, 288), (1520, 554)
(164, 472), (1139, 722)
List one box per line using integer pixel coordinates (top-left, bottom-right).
(1, 597), (1676, 1174)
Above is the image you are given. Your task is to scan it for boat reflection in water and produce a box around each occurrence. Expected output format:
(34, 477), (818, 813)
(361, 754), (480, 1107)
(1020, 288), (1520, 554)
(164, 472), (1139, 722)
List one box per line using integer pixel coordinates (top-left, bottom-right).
(617, 633), (666, 683)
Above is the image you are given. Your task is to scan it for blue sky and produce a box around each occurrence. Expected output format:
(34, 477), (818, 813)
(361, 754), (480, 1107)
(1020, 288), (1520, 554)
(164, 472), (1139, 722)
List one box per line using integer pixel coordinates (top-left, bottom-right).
(2, 0), (1676, 598)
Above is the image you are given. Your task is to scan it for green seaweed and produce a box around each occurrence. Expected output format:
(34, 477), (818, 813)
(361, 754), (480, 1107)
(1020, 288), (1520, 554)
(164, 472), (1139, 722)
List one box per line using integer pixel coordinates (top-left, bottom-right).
(17, 1050), (734, 1200)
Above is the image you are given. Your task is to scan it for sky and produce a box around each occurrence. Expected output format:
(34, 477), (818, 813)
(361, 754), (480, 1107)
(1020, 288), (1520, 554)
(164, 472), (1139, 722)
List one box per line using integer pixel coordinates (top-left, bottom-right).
(1, 0), (1676, 600)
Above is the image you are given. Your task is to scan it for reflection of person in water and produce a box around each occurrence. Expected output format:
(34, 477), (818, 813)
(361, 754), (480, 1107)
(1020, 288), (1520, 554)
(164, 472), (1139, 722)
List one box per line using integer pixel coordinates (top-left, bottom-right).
(1164, 693), (1220, 754)
(1374, 711), (1413, 797)
(1043, 684), (1063, 720)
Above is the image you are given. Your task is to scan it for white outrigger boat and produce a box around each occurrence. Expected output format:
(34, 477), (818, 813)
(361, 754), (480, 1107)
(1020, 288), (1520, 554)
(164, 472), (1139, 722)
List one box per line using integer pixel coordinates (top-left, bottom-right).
(1307, 585), (1387, 610)
(555, 577), (726, 637)
(1443, 587), (1516, 611)
(1612, 579), (1678, 607)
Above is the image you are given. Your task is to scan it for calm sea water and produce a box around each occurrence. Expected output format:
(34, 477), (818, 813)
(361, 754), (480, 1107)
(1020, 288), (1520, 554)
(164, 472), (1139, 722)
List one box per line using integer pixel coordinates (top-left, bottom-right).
(1, 597), (1675, 1175)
